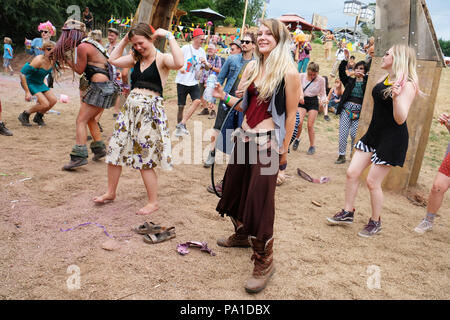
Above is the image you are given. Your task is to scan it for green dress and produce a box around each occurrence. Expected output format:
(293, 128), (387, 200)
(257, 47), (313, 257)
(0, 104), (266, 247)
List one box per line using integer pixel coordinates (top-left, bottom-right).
(20, 62), (52, 95)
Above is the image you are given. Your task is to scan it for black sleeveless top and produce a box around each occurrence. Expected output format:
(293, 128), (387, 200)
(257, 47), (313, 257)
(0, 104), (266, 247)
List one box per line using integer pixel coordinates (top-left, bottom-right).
(359, 79), (409, 167)
(85, 64), (109, 81)
(131, 60), (163, 96)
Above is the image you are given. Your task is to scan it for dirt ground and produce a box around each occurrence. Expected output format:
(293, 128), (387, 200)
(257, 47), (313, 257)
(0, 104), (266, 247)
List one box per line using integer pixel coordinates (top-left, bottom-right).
(0, 50), (449, 300)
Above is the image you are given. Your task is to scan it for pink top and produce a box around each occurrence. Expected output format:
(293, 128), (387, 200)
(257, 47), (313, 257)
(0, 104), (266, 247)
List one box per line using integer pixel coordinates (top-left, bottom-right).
(300, 73), (327, 100)
(298, 42), (312, 60)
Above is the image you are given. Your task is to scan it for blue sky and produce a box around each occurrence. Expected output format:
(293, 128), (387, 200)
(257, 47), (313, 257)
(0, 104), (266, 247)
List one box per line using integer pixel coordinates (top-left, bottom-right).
(266, 0), (450, 40)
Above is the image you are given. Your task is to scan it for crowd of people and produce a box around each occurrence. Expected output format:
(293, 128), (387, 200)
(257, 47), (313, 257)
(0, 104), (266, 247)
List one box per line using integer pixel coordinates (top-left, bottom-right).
(0, 18), (449, 295)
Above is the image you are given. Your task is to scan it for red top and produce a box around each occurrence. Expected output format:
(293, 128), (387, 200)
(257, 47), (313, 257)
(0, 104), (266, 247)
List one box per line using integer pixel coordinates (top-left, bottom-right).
(245, 83), (272, 128)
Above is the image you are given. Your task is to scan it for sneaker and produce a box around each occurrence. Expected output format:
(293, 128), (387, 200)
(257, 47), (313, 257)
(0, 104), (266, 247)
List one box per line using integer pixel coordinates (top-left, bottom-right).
(292, 138), (300, 151)
(324, 115), (331, 121)
(0, 122), (13, 136)
(204, 151), (215, 168)
(307, 146), (316, 155)
(358, 219), (382, 238)
(414, 219), (433, 234)
(198, 108), (209, 115)
(327, 209), (354, 225)
(208, 110), (216, 119)
(32, 112), (46, 126)
(335, 155), (346, 164)
(207, 180), (223, 196)
(18, 111), (32, 126)
(175, 123), (189, 137)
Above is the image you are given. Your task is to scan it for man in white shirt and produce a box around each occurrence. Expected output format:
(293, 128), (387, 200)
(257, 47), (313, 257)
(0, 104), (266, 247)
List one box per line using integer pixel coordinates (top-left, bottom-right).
(175, 28), (210, 136)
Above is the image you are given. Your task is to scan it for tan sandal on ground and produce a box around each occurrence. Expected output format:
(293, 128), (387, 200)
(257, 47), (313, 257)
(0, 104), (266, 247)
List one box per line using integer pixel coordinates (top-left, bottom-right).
(134, 222), (165, 235)
(143, 227), (176, 244)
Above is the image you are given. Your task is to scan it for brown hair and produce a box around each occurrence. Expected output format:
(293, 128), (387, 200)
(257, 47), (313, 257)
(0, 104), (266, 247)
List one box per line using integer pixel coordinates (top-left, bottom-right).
(243, 32), (256, 44)
(128, 23), (154, 62)
(307, 61), (320, 73)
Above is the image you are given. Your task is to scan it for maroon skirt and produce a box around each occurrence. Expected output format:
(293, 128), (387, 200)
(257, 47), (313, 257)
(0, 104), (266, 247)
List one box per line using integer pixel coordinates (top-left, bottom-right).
(216, 135), (279, 241)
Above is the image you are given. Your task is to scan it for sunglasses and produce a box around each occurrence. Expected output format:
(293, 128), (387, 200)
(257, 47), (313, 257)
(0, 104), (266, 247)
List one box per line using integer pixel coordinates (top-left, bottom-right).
(241, 40), (252, 44)
(40, 30), (49, 34)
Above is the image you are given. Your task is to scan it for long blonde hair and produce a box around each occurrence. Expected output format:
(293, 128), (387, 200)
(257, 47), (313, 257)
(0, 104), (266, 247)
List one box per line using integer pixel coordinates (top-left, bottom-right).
(242, 19), (296, 102)
(383, 44), (420, 99)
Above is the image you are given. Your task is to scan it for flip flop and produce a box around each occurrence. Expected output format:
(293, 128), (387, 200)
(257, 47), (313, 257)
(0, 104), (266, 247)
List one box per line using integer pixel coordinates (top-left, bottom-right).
(143, 227), (176, 244)
(134, 222), (165, 235)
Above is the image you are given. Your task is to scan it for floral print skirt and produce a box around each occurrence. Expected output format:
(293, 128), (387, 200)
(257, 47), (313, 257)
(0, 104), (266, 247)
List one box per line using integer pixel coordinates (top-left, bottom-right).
(106, 91), (173, 171)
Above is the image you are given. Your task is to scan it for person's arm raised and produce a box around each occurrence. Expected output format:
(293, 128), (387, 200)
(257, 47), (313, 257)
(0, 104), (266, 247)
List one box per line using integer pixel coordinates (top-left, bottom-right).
(152, 28), (183, 70)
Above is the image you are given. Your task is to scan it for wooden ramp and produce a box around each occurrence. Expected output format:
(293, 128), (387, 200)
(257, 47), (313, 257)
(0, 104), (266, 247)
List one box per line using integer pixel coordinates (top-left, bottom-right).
(357, 0), (445, 192)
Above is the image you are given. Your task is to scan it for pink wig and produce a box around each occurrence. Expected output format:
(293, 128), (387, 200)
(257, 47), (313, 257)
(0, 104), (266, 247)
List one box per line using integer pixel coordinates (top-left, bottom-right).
(38, 21), (56, 36)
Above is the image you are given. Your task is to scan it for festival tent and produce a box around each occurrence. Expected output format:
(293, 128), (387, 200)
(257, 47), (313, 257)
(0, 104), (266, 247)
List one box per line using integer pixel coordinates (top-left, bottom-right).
(278, 14), (327, 32)
(189, 7), (225, 21)
(332, 27), (368, 44)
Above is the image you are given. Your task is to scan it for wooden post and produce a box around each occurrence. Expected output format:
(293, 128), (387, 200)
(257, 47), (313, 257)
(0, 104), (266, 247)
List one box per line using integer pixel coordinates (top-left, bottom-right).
(133, 0), (180, 52)
(356, 0), (445, 192)
(241, 0), (249, 38)
(261, 1), (267, 20)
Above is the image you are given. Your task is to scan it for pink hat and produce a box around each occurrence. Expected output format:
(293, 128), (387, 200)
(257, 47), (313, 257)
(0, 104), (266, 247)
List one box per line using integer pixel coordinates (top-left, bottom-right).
(193, 28), (204, 38)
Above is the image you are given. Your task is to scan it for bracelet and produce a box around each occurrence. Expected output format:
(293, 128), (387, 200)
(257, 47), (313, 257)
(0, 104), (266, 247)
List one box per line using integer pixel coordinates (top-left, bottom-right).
(225, 94), (231, 104)
(166, 33), (175, 41)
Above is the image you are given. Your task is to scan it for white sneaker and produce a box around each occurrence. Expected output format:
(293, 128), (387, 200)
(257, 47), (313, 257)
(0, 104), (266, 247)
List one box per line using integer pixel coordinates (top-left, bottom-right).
(175, 123), (189, 137)
(414, 219), (433, 234)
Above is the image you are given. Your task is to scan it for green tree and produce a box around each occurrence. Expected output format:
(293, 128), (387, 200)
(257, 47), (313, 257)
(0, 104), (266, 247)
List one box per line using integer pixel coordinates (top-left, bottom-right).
(439, 39), (450, 56)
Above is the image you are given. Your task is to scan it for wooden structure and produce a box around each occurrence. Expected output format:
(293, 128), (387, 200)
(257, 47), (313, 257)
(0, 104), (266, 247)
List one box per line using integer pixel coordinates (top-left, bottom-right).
(356, 0), (445, 191)
(133, 0), (180, 51)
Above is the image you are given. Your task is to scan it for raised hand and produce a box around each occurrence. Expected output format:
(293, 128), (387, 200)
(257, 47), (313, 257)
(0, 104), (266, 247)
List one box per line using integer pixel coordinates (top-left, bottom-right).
(212, 83), (224, 100)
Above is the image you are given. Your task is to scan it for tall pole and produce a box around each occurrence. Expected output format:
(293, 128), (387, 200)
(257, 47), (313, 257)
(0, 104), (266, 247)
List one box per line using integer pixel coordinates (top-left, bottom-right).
(261, 1), (267, 20)
(241, 0), (249, 38)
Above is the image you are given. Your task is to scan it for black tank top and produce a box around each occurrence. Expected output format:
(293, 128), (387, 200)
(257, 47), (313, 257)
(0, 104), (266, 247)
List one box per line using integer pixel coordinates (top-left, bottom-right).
(131, 59), (163, 96)
(360, 78), (409, 167)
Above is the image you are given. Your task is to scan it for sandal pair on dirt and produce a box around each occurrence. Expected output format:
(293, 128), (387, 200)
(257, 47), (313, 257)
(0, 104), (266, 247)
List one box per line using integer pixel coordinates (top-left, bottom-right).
(134, 222), (176, 244)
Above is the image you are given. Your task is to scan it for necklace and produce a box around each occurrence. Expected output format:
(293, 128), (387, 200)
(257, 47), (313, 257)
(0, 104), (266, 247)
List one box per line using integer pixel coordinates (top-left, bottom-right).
(384, 75), (394, 86)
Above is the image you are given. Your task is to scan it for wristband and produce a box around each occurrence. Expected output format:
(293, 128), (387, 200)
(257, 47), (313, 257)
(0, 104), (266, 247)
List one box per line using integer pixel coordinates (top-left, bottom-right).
(225, 94), (231, 104)
(166, 33), (175, 41)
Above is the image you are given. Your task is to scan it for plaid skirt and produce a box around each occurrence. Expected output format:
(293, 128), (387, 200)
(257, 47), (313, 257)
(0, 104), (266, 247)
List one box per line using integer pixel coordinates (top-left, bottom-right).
(105, 91), (173, 171)
(82, 81), (119, 109)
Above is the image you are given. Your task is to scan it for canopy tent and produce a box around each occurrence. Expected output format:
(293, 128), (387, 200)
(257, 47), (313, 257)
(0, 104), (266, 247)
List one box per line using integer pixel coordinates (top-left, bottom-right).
(278, 14), (327, 32)
(189, 7), (225, 21)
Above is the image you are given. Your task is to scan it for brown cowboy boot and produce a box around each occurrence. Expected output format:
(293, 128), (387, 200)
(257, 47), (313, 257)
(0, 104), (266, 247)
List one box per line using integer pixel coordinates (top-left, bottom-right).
(217, 217), (250, 248)
(245, 237), (275, 294)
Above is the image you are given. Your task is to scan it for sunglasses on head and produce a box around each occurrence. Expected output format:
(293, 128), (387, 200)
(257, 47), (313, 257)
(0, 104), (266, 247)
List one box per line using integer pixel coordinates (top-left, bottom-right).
(241, 40), (252, 44)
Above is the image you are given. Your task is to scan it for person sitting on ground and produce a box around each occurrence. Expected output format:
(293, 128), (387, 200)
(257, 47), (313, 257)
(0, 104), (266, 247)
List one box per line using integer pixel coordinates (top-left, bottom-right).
(18, 41), (58, 127)
(414, 113), (450, 234)
(327, 78), (343, 115)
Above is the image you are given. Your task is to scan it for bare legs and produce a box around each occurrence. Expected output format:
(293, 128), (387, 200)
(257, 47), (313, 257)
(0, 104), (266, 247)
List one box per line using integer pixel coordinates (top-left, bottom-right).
(76, 102), (103, 145)
(295, 108), (318, 149)
(26, 90), (57, 114)
(93, 164), (159, 215)
(344, 150), (391, 221)
(427, 172), (450, 214)
(179, 99), (202, 125)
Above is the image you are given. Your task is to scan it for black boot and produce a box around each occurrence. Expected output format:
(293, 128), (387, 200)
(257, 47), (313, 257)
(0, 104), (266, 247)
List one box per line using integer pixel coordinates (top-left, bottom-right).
(335, 155), (346, 164)
(91, 141), (107, 161)
(0, 122), (13, 136)
(33, 112), (46, 126)
(18, 111), (32, 126)
(62, 155), (88, 171)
